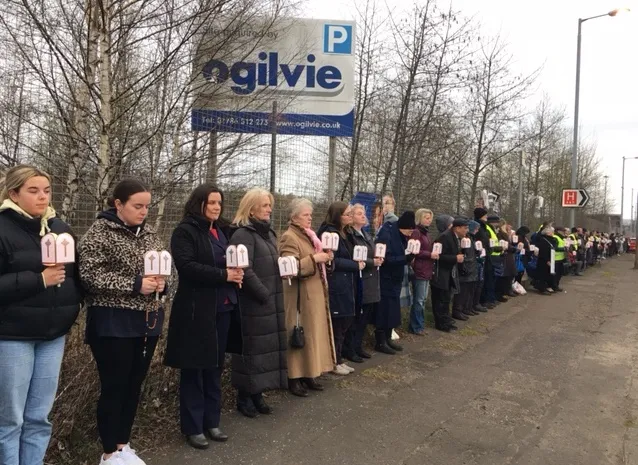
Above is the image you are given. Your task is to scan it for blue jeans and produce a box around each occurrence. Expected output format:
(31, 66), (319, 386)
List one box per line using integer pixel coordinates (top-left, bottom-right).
(0, 337), (65, 465)
(409, 279), (429, 333)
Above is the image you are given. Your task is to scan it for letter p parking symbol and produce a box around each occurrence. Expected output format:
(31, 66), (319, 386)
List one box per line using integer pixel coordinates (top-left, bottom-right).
(323, 24), (353, 54)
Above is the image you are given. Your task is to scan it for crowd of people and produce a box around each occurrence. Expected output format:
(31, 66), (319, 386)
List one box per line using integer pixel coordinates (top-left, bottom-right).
(0, 165), (625, 465)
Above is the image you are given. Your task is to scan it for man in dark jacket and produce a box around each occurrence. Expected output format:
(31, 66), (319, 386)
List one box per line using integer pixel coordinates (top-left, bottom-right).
(452, 219), (479, 320)
(474, 208), (501, 309)
(431, 217), (468, 332)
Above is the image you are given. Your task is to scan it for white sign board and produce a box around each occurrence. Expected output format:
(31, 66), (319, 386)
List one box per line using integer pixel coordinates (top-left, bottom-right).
(374, 243), (386, 258)
(192, 18), (356, 137)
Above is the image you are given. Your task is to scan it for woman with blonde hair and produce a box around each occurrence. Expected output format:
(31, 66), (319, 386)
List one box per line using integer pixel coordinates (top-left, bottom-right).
(228, 188), (287, 418)
(279, 198), (336, 396)
(0, 165), (82, 465)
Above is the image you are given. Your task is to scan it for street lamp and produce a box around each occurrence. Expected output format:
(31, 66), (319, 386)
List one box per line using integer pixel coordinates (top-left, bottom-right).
(621, 156), (638, 231)
(570, 7), (630, 228)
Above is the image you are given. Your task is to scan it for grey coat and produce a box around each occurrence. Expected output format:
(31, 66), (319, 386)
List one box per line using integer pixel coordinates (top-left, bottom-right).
(350, 228), (381, 305)
(229, 221), (287, 394)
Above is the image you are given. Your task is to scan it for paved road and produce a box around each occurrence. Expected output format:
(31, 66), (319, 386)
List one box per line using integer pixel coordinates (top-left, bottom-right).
(151, 256), (638, 465)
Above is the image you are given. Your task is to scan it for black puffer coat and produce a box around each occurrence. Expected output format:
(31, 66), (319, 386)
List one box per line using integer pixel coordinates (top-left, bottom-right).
(229, 220), (287, 394)
(0, 209), (82, 340)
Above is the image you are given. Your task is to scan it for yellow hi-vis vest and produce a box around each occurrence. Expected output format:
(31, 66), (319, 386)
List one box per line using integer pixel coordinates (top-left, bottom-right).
(555, 235), (566, 261)
(486, 224), (500, 256)
(569, 233), (579, 250)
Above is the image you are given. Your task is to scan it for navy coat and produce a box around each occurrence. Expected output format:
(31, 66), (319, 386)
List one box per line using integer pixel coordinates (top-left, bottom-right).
(316, 223), (358, 318)
(375, 222), (408, 329)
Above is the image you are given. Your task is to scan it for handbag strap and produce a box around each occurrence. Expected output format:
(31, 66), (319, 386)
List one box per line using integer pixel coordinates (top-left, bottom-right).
(296, 258), (302, 326)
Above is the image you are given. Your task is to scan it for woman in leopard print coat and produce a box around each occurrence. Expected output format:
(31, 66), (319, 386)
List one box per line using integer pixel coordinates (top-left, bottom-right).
(78, 179), (168, 465)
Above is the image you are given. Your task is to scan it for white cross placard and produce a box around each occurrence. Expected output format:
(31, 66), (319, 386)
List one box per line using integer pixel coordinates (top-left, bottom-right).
(236, 244), (249, 268)
(144, 251), (161, 276)
(41, 233), (58, 266)
(406, 239), (421, 255)
(475, 241), (483, 251)
(432, 243), (443, 255)
(374, 243), (386, 259)
(353, 245), (368, 262)
(512, 235), (519, 243)
(489, 238), (497, 248)
(461, 238), (471, 249)
(55, 233), (76, 264)
(499, 240), (509, 249)
(278, 256), (299, 285)
(159, 250), (172, 276)
(226, 245), (238, 268)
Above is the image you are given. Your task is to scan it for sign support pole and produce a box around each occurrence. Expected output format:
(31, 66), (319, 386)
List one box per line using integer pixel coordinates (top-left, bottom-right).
(328, 136), (336, 201)
(270, 101), (277, 194)
(206, 131), (218, 183)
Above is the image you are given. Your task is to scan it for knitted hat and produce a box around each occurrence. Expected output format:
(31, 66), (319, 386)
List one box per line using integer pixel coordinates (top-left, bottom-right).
(474, 207), (488, 219)
(397, 211), (416, 229)
(487, 215), (500, 223)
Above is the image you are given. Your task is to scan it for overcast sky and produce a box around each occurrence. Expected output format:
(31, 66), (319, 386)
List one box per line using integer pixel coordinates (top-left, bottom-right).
(303, 0), (638, 219)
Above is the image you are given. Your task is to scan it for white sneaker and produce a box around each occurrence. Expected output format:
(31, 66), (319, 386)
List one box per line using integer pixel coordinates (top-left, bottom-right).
(341, 363), (355, 373)
(100, 453), (126, 465)
(332, 364), (350, 375)
(118, 445), (146, 465)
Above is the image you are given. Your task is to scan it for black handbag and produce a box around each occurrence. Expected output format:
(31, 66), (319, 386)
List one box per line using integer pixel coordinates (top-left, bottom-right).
(290, 263), (305, 349)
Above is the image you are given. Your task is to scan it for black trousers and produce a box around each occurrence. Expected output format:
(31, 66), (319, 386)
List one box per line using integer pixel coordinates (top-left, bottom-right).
(553, 261), (564, 289)
(480, 261), (496, 304)
(515, 272), (524, 284)
(496, 276), (512, 298)
(430, 286), (454, 329)
(331, 316), (353, 364)
(343, 303), (374, 357)
(473, 280), (484, 307)
(90, 336), (159, 454)
(180, 311), (231, 435)
(452, 282), (475, 315)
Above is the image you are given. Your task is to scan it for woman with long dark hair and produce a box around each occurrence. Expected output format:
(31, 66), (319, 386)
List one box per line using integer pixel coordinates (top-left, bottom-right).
(80, 179), (167, 465)
(164, 183), (243, 450)
(0, 165), (82, 465)
(317, 201), (363, 375)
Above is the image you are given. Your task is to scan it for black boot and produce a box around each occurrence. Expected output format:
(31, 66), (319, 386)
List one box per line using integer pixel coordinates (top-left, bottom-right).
(236, 391), (258, 418)
(251, 392), (273, 415)
(452, 312), (469, 321)
(300, 377), (324, 391)
(288, 378), (309, 397)
(385, 329), (403, 351)
(374, 330), (396, 355)
(474, 305), (488, 313)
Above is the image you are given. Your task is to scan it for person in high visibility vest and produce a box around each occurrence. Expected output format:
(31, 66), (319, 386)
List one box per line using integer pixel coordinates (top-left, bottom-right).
(473, 208), (499, 309)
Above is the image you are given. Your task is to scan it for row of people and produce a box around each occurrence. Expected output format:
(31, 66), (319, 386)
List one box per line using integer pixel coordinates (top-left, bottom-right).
(0, 164), (616, 465)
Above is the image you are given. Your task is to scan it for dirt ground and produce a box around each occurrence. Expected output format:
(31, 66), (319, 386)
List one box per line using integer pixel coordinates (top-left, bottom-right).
(150, 255), (638, 465)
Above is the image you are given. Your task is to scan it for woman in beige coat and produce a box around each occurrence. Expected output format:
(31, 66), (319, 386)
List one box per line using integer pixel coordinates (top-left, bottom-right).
(279, 198), (336, 397)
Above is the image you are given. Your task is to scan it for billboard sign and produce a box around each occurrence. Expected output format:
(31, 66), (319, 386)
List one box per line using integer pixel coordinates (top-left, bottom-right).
(192, 18), (355, 137)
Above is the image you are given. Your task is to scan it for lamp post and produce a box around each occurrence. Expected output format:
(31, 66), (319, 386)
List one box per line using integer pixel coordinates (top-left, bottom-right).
(621, 156), (638, 231)
(570, 8), (630, 228)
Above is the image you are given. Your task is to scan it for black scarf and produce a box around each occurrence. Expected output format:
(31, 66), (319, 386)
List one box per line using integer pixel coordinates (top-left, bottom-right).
(251, 218), (272, 241)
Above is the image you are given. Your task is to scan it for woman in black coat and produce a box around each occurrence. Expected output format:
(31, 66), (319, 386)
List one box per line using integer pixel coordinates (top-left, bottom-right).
(165, 184), (244, 450)
(342, 203), (383, 362)
(0, 165), (82, 465)
(229, 188), (287, 418)
(375, 211), (416, 351)
(317, 202), (363, 376)
(531, 226), (556, 295)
